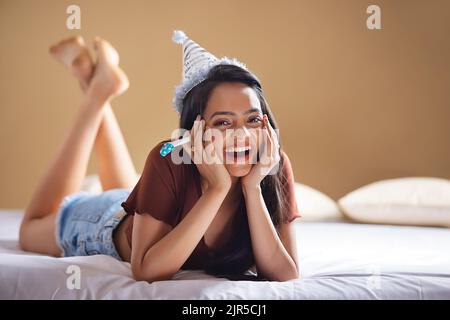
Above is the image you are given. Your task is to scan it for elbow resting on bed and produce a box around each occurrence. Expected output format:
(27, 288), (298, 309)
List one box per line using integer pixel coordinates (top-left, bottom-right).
(131, 262), (177, 283)
(262, 267), (300, 282)
(270, 273), (300, 282)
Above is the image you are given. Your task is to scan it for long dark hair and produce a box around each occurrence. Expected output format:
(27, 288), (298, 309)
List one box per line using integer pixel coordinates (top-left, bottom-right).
(179, 64), (289, 277)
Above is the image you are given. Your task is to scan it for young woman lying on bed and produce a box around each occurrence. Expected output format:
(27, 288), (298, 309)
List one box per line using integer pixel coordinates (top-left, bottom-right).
(18, 35), (301, 283)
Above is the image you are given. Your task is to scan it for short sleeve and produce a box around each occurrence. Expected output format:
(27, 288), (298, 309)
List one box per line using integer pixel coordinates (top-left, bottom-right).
(281, 151), (302, 223)
(121, 142), (179, 227)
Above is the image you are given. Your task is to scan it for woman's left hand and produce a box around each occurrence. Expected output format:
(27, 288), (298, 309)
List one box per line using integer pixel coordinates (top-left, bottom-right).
(241, 114), (281, 189)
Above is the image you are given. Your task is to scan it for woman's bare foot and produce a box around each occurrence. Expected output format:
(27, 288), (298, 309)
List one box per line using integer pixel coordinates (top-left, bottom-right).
(87, 37), (129, 102)
(49, 36), (94, 91)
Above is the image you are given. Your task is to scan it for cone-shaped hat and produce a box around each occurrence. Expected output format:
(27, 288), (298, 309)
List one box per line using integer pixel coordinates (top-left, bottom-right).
(172, 30), (260, 114)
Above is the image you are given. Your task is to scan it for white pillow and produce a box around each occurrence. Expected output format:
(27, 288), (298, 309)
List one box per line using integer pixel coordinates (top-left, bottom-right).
(294, 182), (344, 222)
(338, 177), (450, 227)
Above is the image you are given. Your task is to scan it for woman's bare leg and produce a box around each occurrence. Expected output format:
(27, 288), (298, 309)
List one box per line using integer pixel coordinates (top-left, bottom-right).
(19, 37), (129, 255)
(50, 36), (138, 191)
(95, 106), (139, 190)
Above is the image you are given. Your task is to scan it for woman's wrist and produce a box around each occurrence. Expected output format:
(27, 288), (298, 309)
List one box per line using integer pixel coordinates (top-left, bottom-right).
(206, 183), (231, 196)
(242, 183), (262, 196)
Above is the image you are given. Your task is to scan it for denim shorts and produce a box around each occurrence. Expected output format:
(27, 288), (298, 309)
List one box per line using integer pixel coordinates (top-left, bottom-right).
(55, 188), (131, 260)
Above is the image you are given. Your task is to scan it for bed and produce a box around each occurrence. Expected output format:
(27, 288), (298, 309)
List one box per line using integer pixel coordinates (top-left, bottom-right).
(1, 209), (449, 299)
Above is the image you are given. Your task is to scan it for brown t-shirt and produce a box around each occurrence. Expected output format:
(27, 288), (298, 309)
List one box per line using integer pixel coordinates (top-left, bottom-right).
(121, 140), (301, 270)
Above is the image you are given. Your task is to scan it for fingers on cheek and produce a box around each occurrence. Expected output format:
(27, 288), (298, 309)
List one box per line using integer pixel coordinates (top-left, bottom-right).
(264, 116), (268, 129)
(260, 129), (267, 150)
(197, 127), (204, 148)
(264, 128), (270, 142)
(268, 134), (275, 156)
(267, 136), (273, 156)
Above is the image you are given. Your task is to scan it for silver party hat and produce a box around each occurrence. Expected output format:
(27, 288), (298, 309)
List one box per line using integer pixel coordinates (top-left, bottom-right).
(172, 30), (259, 114)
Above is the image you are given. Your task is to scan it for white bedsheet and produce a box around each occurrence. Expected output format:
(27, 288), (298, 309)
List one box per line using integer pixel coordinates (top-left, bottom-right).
(1, 210), (449, 299)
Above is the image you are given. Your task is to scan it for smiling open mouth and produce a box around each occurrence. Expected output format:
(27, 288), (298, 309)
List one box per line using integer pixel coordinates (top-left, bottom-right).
(224, 147), (251, 163)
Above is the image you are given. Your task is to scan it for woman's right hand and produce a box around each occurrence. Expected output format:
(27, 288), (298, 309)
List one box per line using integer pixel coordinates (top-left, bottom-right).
(184, 115), (231, 192)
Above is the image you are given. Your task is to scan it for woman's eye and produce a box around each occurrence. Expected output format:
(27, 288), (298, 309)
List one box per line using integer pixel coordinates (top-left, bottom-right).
(249, 117), (262, 124)
(214, 120), (231, 126)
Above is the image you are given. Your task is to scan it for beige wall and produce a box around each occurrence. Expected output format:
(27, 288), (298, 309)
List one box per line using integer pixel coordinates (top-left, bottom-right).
(1, 0), (449, 208)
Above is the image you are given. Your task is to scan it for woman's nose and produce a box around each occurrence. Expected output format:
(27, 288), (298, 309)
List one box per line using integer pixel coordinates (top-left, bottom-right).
(232, 125), (251, 138)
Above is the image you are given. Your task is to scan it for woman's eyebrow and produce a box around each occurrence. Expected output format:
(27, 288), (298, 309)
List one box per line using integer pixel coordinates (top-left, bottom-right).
(209, 108), (261, 120)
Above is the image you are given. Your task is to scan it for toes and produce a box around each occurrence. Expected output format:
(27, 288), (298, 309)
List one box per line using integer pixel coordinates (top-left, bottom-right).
(93, 36), (101, 50)
(73, 36), (87, 49)
(94, 37), (120, 66)
(103, 41), (120, 65)
(49, 36), (89, 61)
(74, 35), (85, 44)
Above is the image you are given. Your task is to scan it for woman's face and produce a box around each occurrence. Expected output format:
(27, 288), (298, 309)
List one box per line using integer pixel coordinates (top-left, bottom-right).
(202, 82), (264, 177)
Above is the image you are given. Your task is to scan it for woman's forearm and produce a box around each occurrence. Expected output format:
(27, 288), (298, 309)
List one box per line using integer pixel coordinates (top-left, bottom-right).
(243, 185), (298, 281)
(139, 186), (229, 281)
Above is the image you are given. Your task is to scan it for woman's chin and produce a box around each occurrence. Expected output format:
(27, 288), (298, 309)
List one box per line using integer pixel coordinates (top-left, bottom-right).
(226, 164), (253, 177)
